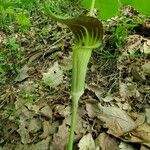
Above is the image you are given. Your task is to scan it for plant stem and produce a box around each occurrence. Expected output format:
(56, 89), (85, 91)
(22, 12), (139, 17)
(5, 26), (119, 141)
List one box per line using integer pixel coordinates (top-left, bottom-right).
(67, 47), (92, 150)
(90, 0), (96, 16)
(67, 94), (80, 150)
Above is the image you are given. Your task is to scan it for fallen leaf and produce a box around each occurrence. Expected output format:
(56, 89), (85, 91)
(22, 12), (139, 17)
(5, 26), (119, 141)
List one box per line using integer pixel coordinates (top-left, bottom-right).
(15, 137), (51, 150)
(50, 118), (69, 150)
(130, 123), (150, 147)
(119, 142), (137, 150)
(119, 82), (140, 100)
(28, 118), (42, 134)
(102, 95), (114, 102)
(145, 109), (150, 124)
(17, 117), (31, 144)
(54, 104), (71, 118)
(131, 65), (146, 82)
(143, 40), (150, 54)
(133, 113), (146, 126)
(86, 101), (137, 137)
(39, 121), (54, 139)
(86, 84), (104, 101)
(124, 35), (150, 54)
(39, 105), (52, 120)
(142, 62), (150, 76)
(15, 65), (29, 82)
(59, 55), (72, 71)
(95, 133), (119, 150)
(78, 133), (95, 150)
(42, 62), (63, 88)
(140, 145), (149, 150)
(19, 81), (36, 94)
(28, 51), (43, 64)
(100, 106), (137, 136)
(50, 114), (85, 150)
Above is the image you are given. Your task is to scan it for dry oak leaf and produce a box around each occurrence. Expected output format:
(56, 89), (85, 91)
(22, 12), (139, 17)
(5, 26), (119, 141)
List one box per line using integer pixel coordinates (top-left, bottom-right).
(50, 115), (85, 150)
(78, 133), (96, 150)
(130, 123), (150, 147)
(42, 61), (63, 88)
(95, 133), (119, 150)
(86, 101), (137, 137)
(119, 142), (137, 150)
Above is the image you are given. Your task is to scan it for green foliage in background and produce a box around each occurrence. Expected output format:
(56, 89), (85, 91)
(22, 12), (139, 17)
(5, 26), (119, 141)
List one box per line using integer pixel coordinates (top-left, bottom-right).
(81, 0), (150, 20)
(0, 0), (39, 29)
(130, 0), (150, 16)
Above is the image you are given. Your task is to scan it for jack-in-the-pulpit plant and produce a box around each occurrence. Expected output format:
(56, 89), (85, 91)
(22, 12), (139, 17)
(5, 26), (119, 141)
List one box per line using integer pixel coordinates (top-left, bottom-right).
(44, 2), (103, 150)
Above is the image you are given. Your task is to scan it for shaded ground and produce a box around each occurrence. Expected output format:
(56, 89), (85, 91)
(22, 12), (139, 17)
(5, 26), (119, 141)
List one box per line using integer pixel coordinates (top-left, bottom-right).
(0, 3), (150, 150)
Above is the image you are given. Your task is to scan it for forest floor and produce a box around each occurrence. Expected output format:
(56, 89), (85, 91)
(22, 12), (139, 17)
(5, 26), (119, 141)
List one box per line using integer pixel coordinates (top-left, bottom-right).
(0, 2), (150, 150)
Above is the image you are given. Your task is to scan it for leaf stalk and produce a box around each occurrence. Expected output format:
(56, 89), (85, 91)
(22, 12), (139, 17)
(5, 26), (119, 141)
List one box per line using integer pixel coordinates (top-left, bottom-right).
(90, 0), (96, 16)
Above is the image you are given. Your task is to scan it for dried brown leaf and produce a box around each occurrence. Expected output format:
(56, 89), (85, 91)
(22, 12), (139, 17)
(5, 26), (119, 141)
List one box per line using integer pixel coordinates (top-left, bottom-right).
(86, 102), (137, 137)
(119, 142), (137, 150)
(78, 133), (95, 150)
(142, 62), (150, 76)
(39, 105), (52, 120)
(145, 109), (150, 124)
(130, 123), (150, 147)
(42, 62), (63, 88)
(119, 82), (140, 100)
(15, 65), (29, 82)
(95, 133), (119, 150)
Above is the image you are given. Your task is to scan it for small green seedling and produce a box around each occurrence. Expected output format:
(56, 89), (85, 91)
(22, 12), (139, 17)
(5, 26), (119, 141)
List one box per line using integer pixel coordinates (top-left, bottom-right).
(44, 1), (103, 149)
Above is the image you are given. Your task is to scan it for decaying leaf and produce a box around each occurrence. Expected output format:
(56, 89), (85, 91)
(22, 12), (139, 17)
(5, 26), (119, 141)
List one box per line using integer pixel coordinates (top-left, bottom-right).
(119, 82), (140, 100)
(17, 117), (32, 144)
(78, 133), (95, 150)
(86, 84), (104, 101)
(15, 137), (51, 150)
(140, 145), (150, 150)
(95, 133), (119, 150)
(124, 35), (150, 54)
(86, 101), (137, 137)
(39, 121), (55, 139)
(28, 118), (42, 134)
(42, 61), (63, 88)
(102, 95), (114, 102)
(145, 109), (150, 124)
(101, 107), (137, 136)
(142, 62), (150, 76)
(129, 123), (150, 147)
(54, 104), (71, 118)
(39, 105), (52, 120)
(131, 65), (146, 82)
(50, 114), (86, 150)
(50, 118), (69, 150)
(15, 65), (29, 82)
(143, 39), (150, 54)
(119, 142), (136, 150)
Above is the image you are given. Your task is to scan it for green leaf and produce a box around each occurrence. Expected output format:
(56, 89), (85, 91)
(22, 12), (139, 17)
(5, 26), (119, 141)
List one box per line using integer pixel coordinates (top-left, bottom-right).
(120, 0), (150, 16)
(97, 0), (120, 20)
(81, 0), (120, 20)
(80, 0), (91, 10)
(120, 0), (132, 5)
(16, 13), (30, 27)
(81, 0), (150, 20)
(130, 0), (150, 16)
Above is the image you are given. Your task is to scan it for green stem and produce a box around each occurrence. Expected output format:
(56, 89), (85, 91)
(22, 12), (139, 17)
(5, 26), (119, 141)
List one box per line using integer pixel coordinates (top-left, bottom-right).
(90, 0), (96, 16)
(67, 94), (80, 150)
(67, 47), (92, 150)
